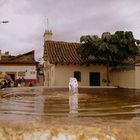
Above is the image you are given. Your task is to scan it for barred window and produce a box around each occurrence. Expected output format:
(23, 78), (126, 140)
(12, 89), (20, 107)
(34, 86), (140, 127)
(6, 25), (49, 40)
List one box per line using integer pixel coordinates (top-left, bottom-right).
(74, 71), (81, 82)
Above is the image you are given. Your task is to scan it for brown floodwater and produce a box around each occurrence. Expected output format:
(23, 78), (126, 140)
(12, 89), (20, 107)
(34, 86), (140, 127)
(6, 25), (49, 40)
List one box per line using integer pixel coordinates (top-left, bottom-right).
(0, 87), (140, 140)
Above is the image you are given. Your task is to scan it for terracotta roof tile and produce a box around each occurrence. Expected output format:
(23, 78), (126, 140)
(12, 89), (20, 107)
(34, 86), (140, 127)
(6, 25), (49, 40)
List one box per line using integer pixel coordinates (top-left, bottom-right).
(0, 50), (38, 65)
(44, 41), (84, 64)
(44, 40), (140, 65)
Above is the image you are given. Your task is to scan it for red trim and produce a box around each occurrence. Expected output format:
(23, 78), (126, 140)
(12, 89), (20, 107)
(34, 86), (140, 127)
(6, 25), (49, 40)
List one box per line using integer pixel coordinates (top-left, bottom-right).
(25, 79), (37, 86)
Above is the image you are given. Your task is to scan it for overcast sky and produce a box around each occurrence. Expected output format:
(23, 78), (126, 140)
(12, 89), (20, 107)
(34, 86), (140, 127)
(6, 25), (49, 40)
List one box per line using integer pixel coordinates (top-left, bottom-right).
(0, 0), (140, 60)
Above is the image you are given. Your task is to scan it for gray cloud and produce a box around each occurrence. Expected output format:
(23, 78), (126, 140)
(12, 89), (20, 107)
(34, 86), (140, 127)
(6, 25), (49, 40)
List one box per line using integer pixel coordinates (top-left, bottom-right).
(0, 0), (140, 59)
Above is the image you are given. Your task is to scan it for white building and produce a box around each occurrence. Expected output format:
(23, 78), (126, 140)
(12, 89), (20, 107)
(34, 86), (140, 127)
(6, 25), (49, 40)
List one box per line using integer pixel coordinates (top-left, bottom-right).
(0, 50), (38, 86)
(43, 30), (140, 89)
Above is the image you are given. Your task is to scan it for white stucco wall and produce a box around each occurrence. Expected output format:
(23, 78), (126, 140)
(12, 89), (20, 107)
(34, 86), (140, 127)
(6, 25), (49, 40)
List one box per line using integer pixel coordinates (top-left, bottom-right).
(110, 70), (135, 88)
(0, 65), (37, 79)
(53, 64), (107, 87)
(44, 61), (140, 88)
(135, 64), (140, 89)
(50, 65), (55, 86)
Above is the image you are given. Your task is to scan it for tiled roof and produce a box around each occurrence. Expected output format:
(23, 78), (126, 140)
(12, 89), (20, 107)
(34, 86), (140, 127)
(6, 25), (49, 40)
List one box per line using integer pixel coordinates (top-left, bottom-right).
(44, 40), (140, 65)
(0, 50), (38, 65)
(44, 41), (84, 64)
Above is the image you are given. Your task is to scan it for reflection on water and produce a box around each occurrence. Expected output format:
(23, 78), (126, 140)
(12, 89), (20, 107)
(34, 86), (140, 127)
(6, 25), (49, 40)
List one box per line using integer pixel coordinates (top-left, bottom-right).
(0, 87), (140, 139)
(69, 77), (78, 115)
(69, 94), (78, 114)
(42, 88), (140, 120)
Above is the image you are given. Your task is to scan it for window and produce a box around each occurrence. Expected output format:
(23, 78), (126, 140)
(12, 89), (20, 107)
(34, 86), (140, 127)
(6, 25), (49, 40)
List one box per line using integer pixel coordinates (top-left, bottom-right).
(30, 71), (36, 75)
(74, 71), (81, 82)
(18, 72), (25, 77)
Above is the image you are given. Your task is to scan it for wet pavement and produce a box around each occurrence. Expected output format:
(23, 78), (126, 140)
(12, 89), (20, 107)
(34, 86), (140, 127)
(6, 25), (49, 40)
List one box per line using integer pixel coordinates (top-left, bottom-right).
(0, 87), (140, 139)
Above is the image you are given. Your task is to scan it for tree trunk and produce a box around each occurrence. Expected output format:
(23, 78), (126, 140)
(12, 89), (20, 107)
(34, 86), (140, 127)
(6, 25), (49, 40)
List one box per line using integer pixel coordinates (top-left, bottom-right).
(106, 57), (109, 86)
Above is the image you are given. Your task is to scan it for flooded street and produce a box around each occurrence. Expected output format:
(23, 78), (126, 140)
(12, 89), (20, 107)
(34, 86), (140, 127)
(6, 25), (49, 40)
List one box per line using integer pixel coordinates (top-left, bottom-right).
(0, 87), (140, 139)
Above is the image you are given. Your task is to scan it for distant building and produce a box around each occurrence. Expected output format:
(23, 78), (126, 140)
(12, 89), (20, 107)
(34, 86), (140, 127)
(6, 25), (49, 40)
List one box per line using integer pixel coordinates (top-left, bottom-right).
(43, 30), (140, 89)
(0, 50), (38, 86)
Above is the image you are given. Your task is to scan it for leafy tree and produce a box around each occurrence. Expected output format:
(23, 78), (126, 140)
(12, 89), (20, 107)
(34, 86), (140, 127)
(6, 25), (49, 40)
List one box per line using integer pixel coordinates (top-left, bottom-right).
(77, 31), (140, 86)
(114, 31), (140, 61)
(98, 32), (118, 86)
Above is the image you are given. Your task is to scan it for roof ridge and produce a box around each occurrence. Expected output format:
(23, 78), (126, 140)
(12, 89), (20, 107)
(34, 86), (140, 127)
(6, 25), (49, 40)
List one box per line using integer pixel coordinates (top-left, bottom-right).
(45, 40), (80, 44)
(9, 50), (35, 61)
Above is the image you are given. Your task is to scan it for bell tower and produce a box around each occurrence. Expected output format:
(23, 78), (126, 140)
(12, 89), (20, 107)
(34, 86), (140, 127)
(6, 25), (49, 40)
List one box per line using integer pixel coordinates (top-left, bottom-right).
(44, 29), (53, 41)
(43, 18), (53, 41)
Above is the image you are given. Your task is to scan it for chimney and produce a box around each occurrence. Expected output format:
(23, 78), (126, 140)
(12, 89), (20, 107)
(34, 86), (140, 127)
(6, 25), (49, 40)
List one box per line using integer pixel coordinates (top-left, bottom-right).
(44, 29), (53, 42)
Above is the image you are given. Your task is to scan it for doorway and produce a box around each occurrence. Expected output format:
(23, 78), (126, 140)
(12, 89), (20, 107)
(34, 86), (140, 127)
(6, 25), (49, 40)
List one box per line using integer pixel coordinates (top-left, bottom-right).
(89, 72), (100, 86)
(8, 74), (15, 81)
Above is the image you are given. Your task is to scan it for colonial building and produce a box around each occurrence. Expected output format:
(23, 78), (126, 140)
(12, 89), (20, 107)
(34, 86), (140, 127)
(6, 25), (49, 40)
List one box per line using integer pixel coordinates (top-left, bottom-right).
(43, 30), (107, 87)
(0, 50), (38, 86)
(43, 30), (140, 89)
